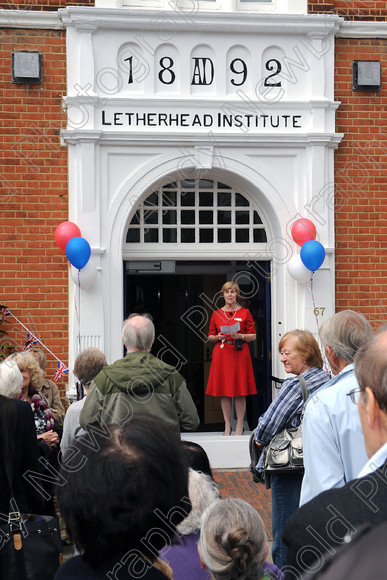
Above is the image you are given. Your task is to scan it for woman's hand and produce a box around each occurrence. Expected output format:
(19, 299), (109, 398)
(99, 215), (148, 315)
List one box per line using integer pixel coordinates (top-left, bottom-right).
(229, 332), (245, 340)
(209, 333), (226, 342)
(38, 430), (59, 448)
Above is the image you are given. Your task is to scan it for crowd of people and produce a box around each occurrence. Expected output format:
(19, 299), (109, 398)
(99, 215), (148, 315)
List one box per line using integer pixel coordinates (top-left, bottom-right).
(0, 297), (386, 579)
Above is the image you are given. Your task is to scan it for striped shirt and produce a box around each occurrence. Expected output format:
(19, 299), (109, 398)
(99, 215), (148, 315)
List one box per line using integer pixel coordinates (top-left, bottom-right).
(254, 367), (330, 470)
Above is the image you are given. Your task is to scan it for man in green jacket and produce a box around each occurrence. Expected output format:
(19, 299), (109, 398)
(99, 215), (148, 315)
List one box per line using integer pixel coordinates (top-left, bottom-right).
(79, 313), (199, 437)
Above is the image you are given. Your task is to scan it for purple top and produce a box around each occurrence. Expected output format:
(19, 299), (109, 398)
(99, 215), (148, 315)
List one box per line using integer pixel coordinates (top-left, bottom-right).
(160, 532), (211, 580)
(262, 560), (284, 579)
(160, 533), (284, 580)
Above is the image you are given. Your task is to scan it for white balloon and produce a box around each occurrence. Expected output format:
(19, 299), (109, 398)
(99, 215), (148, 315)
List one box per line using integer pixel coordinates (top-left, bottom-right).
(287, 255), (311, 283)
(70, 260), (97, 290)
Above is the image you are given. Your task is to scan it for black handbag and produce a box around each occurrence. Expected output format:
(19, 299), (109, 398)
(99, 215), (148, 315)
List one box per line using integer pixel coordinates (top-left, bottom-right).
(248, 430), (266, 484)
(264, 375), (308, 475)
(0, 458), (63, 580)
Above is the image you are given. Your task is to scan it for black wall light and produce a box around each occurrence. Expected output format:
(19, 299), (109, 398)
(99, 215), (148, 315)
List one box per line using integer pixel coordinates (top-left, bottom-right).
(353, 60), (381, 92)
(12, 51), (42, 84)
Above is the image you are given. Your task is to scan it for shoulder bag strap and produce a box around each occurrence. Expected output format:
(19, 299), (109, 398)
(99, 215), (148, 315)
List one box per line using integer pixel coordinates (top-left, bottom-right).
(298, 375), (309, 425)
(298, 375), (308, 403)
(4, 433), (28, 580)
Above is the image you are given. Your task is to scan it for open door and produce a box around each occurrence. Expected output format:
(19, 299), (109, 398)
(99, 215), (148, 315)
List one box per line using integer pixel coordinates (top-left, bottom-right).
(124, 260), (272, 431)
(202, 275), (224, 425)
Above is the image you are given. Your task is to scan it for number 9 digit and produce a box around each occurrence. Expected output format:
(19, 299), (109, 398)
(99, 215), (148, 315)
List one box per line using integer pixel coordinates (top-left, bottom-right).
(230, 58), (247, 87)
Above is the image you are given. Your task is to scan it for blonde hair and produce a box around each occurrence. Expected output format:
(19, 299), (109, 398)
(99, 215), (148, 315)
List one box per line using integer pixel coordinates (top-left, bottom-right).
(278, 330), (323, 369)
(13, 351), (44, 391)
(30, 348), (47, 370)
(221, 281), (241, 296)
(199, 498), (267, 580)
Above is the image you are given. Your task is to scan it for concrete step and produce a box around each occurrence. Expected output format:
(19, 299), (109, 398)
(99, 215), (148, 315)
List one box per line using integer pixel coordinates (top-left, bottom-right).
(181, 430), (251, 469)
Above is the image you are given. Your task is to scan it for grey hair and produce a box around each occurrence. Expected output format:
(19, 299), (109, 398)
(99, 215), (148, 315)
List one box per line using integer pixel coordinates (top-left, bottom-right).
(122, 313), (155, 352)
(355, 327), (387, 413)
(319, 310), (373, 363)
(73, 347), (107, 387)
(199, 498), (267, 580)
(0, 358), (23, 397)
(177, 469), (220, 536)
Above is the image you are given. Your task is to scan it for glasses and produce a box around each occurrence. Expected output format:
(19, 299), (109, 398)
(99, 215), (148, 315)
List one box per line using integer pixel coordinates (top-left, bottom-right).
(347, 388), (363, 405)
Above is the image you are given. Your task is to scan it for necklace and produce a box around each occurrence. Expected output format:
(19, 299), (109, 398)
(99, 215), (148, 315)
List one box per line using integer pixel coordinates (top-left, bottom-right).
(222, 305), (239, 320)
(220, 306), (240, 349)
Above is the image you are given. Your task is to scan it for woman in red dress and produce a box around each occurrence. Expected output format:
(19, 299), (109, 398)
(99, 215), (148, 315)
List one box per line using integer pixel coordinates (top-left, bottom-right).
(206, 281), (257, 436)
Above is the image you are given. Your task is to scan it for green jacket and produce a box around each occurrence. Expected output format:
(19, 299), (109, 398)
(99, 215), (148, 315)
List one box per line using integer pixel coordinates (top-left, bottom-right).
(79, 351), (199, 437)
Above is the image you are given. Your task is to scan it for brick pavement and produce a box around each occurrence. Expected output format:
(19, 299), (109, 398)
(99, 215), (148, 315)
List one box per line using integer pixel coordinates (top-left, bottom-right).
(213, 469), (273, 540)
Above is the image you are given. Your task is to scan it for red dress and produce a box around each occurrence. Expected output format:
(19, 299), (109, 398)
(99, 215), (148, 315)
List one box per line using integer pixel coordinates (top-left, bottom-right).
(206, 307), (257, 397)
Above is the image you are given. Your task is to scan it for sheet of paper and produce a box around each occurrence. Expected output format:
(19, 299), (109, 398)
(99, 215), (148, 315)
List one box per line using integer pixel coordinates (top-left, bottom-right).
(220, 322), (240, 334)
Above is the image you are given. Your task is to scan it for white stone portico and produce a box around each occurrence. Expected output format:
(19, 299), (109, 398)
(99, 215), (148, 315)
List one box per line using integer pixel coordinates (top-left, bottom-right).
(60, 7), (343, 463)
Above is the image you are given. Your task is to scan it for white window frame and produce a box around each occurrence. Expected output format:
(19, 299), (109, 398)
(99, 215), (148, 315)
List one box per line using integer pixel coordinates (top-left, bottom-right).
(236, 0), (275, 14)
(98, 0), (307, 13)
(118, 0), (278, 13)
(124, 177), (267, 253)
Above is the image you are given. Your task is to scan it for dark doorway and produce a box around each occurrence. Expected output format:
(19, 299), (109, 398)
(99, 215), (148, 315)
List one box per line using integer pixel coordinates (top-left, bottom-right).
(124, 260), (271, 430)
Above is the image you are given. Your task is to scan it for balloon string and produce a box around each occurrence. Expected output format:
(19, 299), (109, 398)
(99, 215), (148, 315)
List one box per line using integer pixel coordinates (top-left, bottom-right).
(73, 275), (81, 356)
(78, 270), (81, 355)
(309, 272), (320, 333)
(309, 273), (330, 375)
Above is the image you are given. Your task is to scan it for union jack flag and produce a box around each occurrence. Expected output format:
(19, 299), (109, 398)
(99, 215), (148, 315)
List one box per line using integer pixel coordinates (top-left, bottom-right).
(0, 307), (10, 317)
(23, 332), (39, 350)
(53, 361), (69, 383)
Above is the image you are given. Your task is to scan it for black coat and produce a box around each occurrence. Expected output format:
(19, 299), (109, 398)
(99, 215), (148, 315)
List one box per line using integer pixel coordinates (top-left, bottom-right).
(282, 460), (387, 579)
(0, 398), (44, 514)
(54, 555), (170, 579)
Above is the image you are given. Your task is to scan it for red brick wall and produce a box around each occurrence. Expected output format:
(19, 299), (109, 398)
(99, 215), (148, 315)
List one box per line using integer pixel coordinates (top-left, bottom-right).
(0, 28), (69, 390)
(334, 39), (386, 325)
(309, 0), (387, 20)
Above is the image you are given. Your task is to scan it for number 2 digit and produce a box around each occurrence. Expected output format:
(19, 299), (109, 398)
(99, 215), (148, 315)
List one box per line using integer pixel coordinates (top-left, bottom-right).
(264, 59), (282, 87)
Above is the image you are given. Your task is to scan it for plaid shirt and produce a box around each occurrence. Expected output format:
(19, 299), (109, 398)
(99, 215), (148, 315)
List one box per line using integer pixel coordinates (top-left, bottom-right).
(255, 367), (330, 446)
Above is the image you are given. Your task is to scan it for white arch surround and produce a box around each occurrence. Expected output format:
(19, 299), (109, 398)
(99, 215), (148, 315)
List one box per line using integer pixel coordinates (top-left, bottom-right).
(68, 138), (329, 368)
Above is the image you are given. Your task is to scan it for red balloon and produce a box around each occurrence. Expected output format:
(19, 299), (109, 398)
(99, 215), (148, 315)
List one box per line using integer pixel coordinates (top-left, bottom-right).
(291, 218), (317, 246)
(55, 221), (81, 252)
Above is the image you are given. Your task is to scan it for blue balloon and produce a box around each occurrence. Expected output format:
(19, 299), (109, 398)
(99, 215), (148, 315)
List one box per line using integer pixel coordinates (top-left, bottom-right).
(66, 237), (91, 270)
(300, 240), (325, 272)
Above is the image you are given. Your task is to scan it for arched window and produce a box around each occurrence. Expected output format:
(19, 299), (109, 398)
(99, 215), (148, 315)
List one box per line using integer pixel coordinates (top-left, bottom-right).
(126, 178), (267, 245)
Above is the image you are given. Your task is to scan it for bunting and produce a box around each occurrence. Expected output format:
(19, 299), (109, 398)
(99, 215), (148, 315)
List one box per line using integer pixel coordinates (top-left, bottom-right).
(1, 308), (69, 382)
(23, 332), (39, 351)
(53, 361), (69, 383)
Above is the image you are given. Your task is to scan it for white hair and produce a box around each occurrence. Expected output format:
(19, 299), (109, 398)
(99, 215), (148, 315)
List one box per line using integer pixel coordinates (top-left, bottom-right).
(0, 358), (23, 397)
(177, 469), (220, 536)
(199, 498), (267, 580)
(319, 310), (373, 363)
(122, 313), (155, 352)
